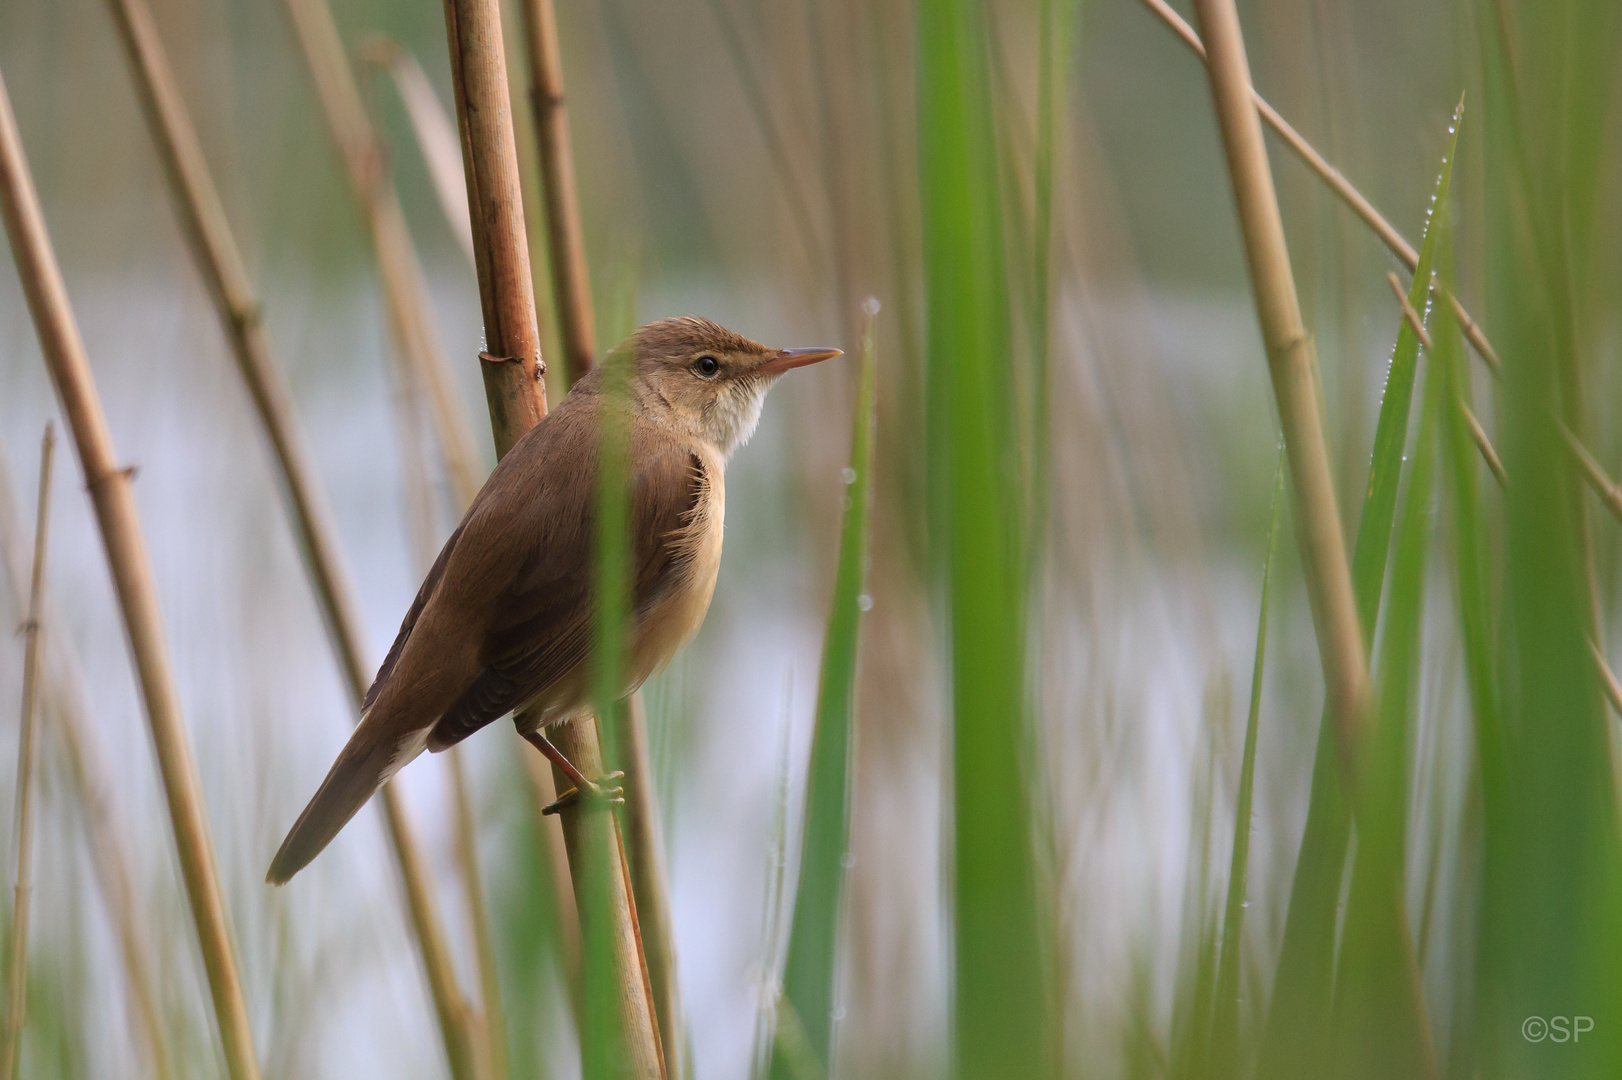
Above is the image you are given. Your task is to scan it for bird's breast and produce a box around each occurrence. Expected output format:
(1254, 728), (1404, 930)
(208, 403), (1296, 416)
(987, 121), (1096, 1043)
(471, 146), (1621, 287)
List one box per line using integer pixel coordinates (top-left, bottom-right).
(629, 453), (725, 689)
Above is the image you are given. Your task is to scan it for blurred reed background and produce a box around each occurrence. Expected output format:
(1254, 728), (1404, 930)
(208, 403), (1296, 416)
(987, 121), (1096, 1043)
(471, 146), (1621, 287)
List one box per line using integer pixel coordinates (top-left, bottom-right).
(0, 0), (1618, 1078)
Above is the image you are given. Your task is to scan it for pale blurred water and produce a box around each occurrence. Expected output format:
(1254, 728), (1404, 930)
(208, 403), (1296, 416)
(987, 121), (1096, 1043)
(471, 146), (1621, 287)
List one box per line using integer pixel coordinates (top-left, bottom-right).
(0, 263), (1315, 1078)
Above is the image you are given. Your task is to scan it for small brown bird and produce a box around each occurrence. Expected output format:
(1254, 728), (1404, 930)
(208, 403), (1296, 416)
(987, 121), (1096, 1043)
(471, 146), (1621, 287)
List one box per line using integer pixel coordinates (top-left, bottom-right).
(268, 317), (840, 883)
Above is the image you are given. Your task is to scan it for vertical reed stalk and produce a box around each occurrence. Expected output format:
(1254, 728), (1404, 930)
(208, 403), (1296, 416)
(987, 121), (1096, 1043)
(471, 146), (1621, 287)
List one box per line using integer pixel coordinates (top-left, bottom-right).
(517, 3), (685, 1070)
(0, 426), (52, 1080)
(1194, 1), (1435, 1068)
(440, 2), (663, 1077)
(0, 63), (260, 1080)
(100, 5), (484, 1077)
(519, 0), (597, 385)
(440, 0), (547, 437)
(618, 693), (683, 1080)
(1190, 0), (1371, 783)
(0, 446), (173, 1080)
(450, 751), (511, 1080)
(347, 17), (590, 1008)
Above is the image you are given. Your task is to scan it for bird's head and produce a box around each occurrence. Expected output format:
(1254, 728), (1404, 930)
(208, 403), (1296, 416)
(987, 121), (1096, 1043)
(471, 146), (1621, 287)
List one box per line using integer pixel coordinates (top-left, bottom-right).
(605, 316), (841, 458)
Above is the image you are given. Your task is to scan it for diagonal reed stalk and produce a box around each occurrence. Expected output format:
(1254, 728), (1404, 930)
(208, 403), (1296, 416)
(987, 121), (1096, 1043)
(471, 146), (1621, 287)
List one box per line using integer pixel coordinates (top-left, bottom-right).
(0, 62), (260, 1080)
(285, 0), (588, 1054)
(439, 2), (663, 1078)
(0, 425), (52, 1080)
(1259, 120), (1457, 1080)
(98, 4), (486, 1076)
(1191, 0), (1371, 797)
(0, 445), (172, 1080)
(356, 37), (477, 266)
(1195, 1), (1437, 1067)
(516, 3), (685, 1071)
(1137, 0), (1499, 375)
(280, 0), (483, 504)
(384, 333), (514, 1080)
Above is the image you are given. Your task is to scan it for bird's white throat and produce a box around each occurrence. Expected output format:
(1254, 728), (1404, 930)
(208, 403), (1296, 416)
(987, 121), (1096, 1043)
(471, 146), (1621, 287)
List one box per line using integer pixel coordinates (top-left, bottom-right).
(707, 375), (775, 459)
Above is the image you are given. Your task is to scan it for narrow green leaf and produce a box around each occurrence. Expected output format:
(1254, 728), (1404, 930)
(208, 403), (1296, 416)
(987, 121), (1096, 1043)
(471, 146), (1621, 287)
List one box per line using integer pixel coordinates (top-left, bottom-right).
(1207, 443), (1286, 1080)
(770, 303), (879, 1077)
(1331, 289), (1444, 1080)
(1475, 4), (1622, 1074)
(1258, 106), (1462, 1080)
(583, 343), (635, 1080)
(917, 1), (1048, 1077)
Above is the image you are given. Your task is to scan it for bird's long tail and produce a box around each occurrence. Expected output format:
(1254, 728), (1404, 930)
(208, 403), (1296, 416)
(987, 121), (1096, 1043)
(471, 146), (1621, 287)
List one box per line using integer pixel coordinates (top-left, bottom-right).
(266, 713), (427, 885)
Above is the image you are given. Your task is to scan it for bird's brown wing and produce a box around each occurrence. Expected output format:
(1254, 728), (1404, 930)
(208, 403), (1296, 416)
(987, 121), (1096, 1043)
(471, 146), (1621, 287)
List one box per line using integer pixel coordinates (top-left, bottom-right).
(363, 520), (466, 713)
(426, 436), (706, 749)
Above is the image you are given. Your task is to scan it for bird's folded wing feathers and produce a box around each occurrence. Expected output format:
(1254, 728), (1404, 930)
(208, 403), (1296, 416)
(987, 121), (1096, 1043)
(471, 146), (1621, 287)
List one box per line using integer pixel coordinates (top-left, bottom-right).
(425, 431), (706, 749)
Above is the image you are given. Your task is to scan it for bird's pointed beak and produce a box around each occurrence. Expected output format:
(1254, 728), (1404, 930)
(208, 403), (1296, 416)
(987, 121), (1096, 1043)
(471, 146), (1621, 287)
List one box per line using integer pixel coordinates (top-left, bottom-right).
(756, 346), (843, 376)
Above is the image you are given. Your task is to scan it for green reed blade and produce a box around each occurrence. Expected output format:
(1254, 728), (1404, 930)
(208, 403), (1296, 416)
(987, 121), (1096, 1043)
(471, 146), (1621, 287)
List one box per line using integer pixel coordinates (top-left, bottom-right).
(1330, 292), (1443, 1080)
(918, 0), (1049, 1076)
(1206, 443), (1285, 1080)
(770, 304), (879, 1077)
(1258, 104), (1461, 1080)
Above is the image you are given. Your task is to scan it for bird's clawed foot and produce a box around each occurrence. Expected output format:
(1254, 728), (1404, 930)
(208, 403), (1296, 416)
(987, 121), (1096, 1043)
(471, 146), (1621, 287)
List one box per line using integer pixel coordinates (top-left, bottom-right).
(520, 728), (625, 815)
(541, 771), (625, 816)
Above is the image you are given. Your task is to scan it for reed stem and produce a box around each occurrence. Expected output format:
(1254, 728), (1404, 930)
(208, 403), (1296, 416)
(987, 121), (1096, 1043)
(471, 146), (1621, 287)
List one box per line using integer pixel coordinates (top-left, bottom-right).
(1138, 0), (1500, 376)
(0, 62), (260, 1080)
(102, 4), (485, 1076)
(1191, 0), (1371, 781)
(519, 0), (597, 385)
(516, 4), (685, 1070)
(0, 425), (52, 1080)
(618, 694), (683, 1080)
(358, 38), (478, 266)
(450, 750), (511, 1080)
(1193, 2), (1434, 1068)
(440, 1), (664, 1076)
(0, 444), (174, 1080)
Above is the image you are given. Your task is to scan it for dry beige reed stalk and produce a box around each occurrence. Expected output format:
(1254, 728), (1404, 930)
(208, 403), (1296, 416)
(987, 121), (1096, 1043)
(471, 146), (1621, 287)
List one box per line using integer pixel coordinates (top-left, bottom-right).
(100, 4), (488, 1076)
(1139, 0), (1499, 376)
(515, 2), (685, 1068)
(0, 425), (51, 1080)
(440, 0), (664, 1075)
(1192, 2), (1436, 1067)
(346, 16), (593, 1022)
(0, 63), (260, 1080)
(1383, 271), (1506, 487)
(0, 444), (173, 1080)
(1562, 424), (1622, 529)
(358, 37), (478, 266)
(519, 0), (598, 385)
(1591, 640), (1622, 720)
(1381, 281), (1619, 712)
(1191, 0), (1371, 776)
(449, 751), (511, 1080)
(618, 693), (684, 1080)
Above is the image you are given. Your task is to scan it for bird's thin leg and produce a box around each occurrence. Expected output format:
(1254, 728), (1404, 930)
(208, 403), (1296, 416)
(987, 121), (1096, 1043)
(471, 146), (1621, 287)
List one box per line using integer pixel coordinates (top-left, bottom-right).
(521, 729), (624, 814)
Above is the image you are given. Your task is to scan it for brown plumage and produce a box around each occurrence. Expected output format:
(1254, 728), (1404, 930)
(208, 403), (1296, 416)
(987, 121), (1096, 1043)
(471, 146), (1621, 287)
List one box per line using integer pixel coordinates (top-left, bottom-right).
(267, 317), (839, 883)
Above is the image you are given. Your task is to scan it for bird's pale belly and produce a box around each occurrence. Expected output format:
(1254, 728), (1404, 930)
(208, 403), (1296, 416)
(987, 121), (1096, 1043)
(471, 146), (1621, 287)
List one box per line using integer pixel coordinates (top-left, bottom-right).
(628, 462), (724, 694)
(526, 463), (723, 729)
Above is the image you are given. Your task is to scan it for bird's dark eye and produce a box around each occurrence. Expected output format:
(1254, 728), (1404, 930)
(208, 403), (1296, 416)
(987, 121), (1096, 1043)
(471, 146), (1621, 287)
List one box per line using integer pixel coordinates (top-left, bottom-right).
(694, 355), (720, 377)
